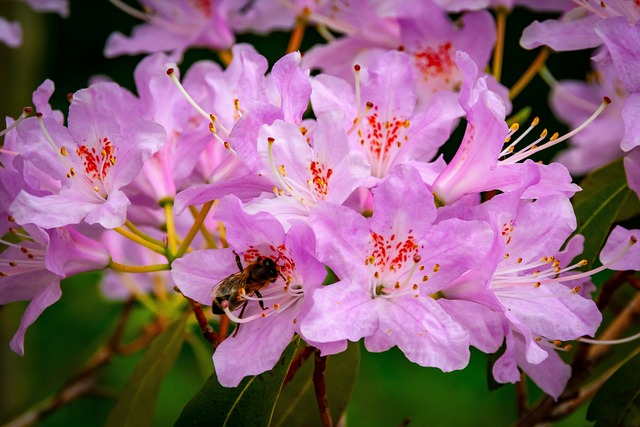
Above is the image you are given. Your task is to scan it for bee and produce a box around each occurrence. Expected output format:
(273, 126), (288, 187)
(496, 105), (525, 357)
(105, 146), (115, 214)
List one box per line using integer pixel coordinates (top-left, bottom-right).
(211, 251), (282, 321)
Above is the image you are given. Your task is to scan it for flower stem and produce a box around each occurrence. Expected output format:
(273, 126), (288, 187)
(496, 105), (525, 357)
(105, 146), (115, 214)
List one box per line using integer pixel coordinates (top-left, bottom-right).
(175, 201), (214, 259)
(108, 260), (171, 273)
(185, 296), (218, 348)
(287, 17), (307, 53)
(283, 345), (315, 387)
(509, 47), (550, 100)
(313, 349), (333, 427)
(492, 7), (508, 82)
(125, 219), (165, 247)
(189, 205), (218, 248)
(113, 226), (166, 255)
(162, 199), (179, 257)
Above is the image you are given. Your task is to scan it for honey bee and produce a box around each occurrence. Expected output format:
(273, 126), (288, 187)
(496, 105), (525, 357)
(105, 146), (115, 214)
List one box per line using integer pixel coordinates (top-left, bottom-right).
(211, 251), (282, 319)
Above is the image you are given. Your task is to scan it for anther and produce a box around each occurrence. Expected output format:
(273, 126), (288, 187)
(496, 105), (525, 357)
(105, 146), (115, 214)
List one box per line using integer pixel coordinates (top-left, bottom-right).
(9, 262), (17, 267)
(20, 247), (28, 253)
(433, 264), (440, 272)
(535, 282), (541, 287)
(7, 215), (14, 222)
(572, 286), (581, 293)
(60, 146), (68, 156)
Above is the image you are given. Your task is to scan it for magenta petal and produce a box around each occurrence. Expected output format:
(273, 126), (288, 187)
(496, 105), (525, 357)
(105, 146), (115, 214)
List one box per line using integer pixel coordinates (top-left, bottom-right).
(173, 174), (272, 214)
(365, 297), (470, 372)
(271, 52), (311, 125)
(213, 307), (298, 387)
(45, 227), (109, 276)
(9, 281), (62, 355)
(498, 283), (601, 340)
(621, 94), (640, 152)
(215, 196), (286, 249)
(600, 226), (640, 270)
(300, 279), (378, 343)
(10, 190), (96, 228)
(625, 147), (640, 198)
(171, 248), (237, 305)
(438, 299), (503, 353)
(595, 17), (640, 93)
(520, 14), (601, 51)
(0, 17), (22, 48)
(519, 347), (571, 400)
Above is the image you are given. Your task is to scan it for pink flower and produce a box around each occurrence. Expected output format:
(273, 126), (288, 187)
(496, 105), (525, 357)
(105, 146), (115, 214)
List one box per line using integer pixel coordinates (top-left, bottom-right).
(1, 167), (109, 355)
(105, 0), (234, 61)
(9, 82), (166, 229)
(301, 166), (494, 371)
(172, 195), (342, 387)
(311, 50), (461, 183)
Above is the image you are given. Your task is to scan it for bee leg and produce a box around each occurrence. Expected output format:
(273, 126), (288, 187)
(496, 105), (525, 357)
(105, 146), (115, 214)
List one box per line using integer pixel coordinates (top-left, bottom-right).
(232, 250), (244, 272)
(255, 290), (265, 310)
(232, 302), (248, 338)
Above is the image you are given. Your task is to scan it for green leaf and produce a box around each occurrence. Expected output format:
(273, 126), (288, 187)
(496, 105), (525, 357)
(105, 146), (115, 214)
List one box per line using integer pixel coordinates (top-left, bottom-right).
(105, 318), (187, 427)
(271, 342), (360, 427)
(572, 159), (638, 268)
(175, 336), (300, 427)
(587, 353), (640, 426)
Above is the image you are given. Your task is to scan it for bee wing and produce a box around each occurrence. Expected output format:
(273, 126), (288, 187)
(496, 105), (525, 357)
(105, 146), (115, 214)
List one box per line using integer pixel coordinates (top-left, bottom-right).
(210, 270), (247, 297)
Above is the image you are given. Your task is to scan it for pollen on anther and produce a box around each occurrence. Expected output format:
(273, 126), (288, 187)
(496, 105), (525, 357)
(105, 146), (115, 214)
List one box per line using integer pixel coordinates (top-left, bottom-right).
(69, 167), (75, 176)
(60, 146), (68, 156)
(572, 286), (581, 293)
(516, 257), (523, 263)
(9, 262), (17, 267)
(535, 337), (542, 341)
(433, 264), (440, 272)
(394, 281), (401, 289)
(261, 312), (267, 318)
(374, 271), (380, 279)
(224, 142), (231, 150)
(553, 340), (562, 346)
(412, 284), (418, 290)
(422, 276), (429, 282)
(504, 253), (510, 259)
(94, 186), (99, 192)
(278, 164), (286, 176)
(274, 303), (280, 310)
(534, 282), (541, 287)
(7, 215), (14, 222)
(20, 247), (28, 253)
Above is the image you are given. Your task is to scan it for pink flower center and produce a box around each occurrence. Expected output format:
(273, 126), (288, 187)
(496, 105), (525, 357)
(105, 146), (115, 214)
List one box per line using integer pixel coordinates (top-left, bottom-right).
(357, 105), (410, 177)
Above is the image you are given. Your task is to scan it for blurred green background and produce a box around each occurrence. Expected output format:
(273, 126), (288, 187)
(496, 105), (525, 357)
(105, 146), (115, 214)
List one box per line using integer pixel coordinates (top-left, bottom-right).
(0, 1), (603, 426)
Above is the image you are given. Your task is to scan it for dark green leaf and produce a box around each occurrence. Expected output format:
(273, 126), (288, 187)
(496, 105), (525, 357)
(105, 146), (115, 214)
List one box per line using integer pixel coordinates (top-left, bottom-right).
(587, 353), (640, 427)
(572, 159), (637, 268)
(175, 336), (300, 427)
(271, 342), (360, 427)
(105, 318), (187, 427)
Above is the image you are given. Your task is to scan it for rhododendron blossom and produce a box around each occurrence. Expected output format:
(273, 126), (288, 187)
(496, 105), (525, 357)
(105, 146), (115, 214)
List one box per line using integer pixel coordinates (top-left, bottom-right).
(2, 3), (640, 425)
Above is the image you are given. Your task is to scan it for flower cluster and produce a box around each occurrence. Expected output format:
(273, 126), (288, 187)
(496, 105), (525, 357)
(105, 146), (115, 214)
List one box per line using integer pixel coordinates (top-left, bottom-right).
(2, 0), (640, 408)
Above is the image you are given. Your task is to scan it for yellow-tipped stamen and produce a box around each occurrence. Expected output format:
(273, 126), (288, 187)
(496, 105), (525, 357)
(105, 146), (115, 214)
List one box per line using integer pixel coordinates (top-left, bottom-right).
(504, 97), (610, 164)
(0, 107), (32, 138)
